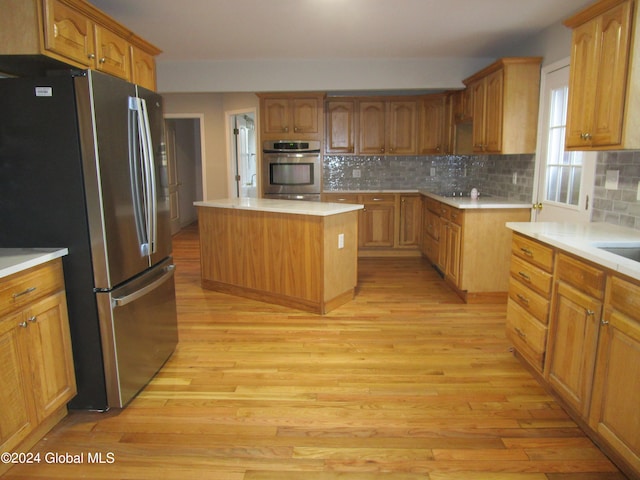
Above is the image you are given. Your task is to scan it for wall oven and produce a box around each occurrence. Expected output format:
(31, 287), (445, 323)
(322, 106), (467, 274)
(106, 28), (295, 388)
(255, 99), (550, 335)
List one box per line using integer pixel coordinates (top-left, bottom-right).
(262, 140), (321, 201)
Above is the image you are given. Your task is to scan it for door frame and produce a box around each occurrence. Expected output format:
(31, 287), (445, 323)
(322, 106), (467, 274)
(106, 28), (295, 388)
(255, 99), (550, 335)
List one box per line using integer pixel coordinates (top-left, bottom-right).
(225, 108), (258, 199)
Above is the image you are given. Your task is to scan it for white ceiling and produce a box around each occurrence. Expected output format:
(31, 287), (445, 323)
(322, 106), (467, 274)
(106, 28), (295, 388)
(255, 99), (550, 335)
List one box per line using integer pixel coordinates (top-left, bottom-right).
(87, 0), (593, 62)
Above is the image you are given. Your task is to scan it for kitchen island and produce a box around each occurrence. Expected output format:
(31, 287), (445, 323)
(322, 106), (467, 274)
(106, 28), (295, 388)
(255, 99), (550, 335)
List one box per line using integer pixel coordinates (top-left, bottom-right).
(195, 198), (363, 314)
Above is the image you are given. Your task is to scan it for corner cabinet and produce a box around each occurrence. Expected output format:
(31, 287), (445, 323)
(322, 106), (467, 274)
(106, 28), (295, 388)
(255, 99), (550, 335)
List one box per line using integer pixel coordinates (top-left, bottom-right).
(259, 93), (325, 141)
(0, 0), (160, 90)
(564, 0), (640, 150)
(0, 258), (76, 475)
(463, 57), (542, 154)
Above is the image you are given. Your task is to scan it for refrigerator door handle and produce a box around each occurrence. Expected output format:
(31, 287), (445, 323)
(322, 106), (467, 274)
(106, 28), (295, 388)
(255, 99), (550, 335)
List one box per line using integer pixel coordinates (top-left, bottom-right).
(111, 264), (176, 308)
(128, 96), (150, 257)
(138, 98), (157, 254)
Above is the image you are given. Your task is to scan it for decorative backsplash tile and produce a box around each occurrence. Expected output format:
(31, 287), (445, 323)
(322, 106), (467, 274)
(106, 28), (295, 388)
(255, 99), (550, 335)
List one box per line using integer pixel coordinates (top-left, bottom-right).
(323, 151), (640, 230)
(593, 151), (640, 229)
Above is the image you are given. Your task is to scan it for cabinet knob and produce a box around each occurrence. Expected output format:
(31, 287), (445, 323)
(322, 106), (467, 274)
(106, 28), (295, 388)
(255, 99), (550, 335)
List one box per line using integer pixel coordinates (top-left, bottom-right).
(580, 132), (592, 140)
(88, 53), (96, 60)
(19, 321), (28, 328)
(28, 316), (37, 323)
(380, 148), (385, 153)
(601, 318), (610, 326)
(294, 127), (299, 133)
(99, 57), (107, 64)
(586, 309), (595, 317)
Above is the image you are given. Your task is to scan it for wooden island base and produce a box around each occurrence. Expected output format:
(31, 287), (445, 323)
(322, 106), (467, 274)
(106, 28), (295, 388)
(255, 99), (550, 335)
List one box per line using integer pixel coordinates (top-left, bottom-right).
(196, 199), (362, 314)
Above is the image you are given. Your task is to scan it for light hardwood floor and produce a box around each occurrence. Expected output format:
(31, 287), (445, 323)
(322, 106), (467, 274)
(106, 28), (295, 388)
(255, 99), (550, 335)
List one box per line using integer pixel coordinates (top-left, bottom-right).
(2, 223), (628, 479)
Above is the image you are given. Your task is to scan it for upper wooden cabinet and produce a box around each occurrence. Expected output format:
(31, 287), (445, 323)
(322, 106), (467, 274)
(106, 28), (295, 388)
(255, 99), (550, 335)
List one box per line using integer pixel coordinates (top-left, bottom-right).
(325, 99), (356, 154)
(463, 57), (542, 154)
(357, 99), (418, 155)
(564, 0), (640, 150)
(260, 93), (324, 141)
(0, 0), (160, 90)
(418, 94), (448, 154)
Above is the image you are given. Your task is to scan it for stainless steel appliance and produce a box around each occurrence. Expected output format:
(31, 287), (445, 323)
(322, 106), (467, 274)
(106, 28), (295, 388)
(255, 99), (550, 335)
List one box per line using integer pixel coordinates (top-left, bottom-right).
(0, 70), (178, 409)
(262, 140), (321, 201)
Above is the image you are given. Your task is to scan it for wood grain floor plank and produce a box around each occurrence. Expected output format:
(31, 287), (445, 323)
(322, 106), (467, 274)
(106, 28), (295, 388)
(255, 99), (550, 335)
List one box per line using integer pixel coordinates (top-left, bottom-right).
(1, 223), (628, 479)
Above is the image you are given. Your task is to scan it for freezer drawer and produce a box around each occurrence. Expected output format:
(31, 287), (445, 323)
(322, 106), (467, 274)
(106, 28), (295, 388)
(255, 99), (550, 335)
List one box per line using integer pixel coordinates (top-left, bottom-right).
(96, 257), (178, 408)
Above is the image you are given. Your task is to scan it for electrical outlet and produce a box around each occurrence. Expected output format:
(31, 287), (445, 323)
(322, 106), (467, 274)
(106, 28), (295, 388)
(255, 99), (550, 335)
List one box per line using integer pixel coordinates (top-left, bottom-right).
(512, 172), (518, 185)
(338, 233), (344, 249)
(606, 170), (620, 190)
(352, 169), (361, 178)
(430, 167), (436, 176)
(637, 181), (640, 201)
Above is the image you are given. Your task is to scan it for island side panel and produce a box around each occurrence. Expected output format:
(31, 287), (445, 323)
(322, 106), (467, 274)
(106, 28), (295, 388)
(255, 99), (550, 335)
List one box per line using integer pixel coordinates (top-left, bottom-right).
(198, 206), (324, 310)
(323, 211), (359, 307)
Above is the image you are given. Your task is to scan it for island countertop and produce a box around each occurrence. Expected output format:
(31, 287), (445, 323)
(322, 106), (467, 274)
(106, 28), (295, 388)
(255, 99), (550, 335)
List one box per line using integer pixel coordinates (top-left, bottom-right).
(195, 198), (364, 216)
(0, 248), (69, 279)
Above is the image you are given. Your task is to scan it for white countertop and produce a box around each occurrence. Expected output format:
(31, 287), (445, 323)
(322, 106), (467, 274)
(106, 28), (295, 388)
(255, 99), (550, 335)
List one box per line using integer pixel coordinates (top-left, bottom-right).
(507, 222), (640, 281)
(195, 197), (364, 216)
(420, 191), (532, 209)
(0, 248), (69, 279)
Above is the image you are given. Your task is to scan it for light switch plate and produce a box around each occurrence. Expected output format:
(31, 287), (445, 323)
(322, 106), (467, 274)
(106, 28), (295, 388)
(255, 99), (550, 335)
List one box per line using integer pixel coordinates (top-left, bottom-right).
(352, 169), (361, 178)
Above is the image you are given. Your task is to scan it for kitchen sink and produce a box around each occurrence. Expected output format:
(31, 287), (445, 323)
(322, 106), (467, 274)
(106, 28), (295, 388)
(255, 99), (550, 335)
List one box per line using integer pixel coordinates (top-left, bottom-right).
(596, 246), (640, 262)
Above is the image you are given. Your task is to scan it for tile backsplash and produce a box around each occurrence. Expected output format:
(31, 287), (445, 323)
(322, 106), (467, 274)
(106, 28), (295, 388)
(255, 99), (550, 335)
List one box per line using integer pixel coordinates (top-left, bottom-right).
(323, 154), (535, 200)
(323, 152), (640, 230)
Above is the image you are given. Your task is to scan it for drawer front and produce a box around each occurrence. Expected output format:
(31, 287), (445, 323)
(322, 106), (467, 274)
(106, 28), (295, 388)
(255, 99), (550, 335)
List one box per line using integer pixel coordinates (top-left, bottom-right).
(323, 193), (360, 204)
(507, 300), (548, 371)
(512, 234), (554, 272)
(0, 260), (64, 318)
(438, 204), (451, 221)
(510, 255), (553, 298)
(508, 277), (550, 325)
(607, 275), (640, 321)
(556, 253), (605, 300)
(360, 193), (396, 204)
(449, 207), (464, 226)
(425, 197), (440, 214)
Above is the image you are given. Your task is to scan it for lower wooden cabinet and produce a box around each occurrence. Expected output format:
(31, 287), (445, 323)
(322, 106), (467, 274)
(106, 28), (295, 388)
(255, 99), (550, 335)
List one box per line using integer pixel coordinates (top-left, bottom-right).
(323, 192), (422, 256)
(0, 259), (76, 471)
(506, 237), (640, 478)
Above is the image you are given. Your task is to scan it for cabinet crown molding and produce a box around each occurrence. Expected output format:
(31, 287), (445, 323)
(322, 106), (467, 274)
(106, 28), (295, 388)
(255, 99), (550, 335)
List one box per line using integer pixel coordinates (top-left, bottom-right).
(462, 57), (542, 86)
(563, 0), (631, 28)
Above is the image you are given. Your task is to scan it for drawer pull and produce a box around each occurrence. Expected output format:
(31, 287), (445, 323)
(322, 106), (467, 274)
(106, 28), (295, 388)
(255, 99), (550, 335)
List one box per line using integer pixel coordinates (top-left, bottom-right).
(372, 197), (384, 201)
(12, 287), (37, 300)
(520, 247), (534, 257)
(518, 271), (531, 282)
(516, 293), (530, 305)
(515, 327), (527, 340)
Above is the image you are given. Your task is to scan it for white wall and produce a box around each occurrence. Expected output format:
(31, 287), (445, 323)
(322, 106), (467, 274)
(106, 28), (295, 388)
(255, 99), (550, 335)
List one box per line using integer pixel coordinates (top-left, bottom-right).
(157, 57), (494, 93)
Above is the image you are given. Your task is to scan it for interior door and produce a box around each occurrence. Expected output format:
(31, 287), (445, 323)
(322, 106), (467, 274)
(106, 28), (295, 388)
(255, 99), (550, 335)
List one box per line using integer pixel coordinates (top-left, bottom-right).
(534, 61), (596, 222)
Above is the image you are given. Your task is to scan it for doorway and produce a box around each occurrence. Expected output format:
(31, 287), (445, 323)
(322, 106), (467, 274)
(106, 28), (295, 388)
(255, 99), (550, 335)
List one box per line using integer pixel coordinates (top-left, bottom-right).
(533, 59), (596, 222)
(227, 110), (258, 198)
(164, 116), (204, 234)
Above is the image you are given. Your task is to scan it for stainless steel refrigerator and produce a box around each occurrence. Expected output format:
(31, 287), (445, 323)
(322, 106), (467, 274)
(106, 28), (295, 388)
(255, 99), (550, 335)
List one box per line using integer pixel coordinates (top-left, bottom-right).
(0, 70), (178, 409)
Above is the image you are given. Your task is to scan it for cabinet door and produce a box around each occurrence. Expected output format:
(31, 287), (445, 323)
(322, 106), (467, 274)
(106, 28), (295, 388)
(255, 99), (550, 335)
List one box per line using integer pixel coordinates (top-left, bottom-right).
(360, 203), (394, 247)
(387, 101), (418, 155)
(94, 24), (131, 80)
(0, 312), (36, 452)
(445, 222), (461, 286)
(130, 45), (156, 90)
(358, 101), (386, 154)
(399, 195), (422, 247)
(42, 0), (95, 68)
(590, 313), (640, 472)
(292, 97), (319, 134)
(547, 281), (602, 416)
(591, 2), (632, 147)
(470, 79), (487, 152)
(26, 292), (77, 421)
(325, 100), (355, 153)
(419, 95), (445, 154)
(262, 98), (291, 135)
(484, 69), (504, 153)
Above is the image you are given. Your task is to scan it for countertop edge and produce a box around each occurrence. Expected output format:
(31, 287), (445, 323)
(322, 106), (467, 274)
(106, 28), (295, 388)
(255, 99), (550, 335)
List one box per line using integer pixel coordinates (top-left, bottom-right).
(506, 222), (640, 282)
(0, 248), (69, 280)
(195, 199), (364, 216)
(420, 191), (532, 210)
